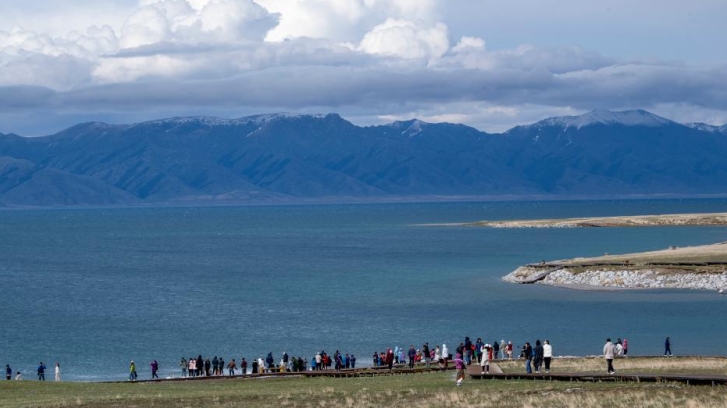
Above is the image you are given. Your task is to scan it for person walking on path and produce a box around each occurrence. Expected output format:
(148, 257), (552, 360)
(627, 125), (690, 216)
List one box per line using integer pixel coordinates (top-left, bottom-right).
(5, 365), (11, 380)
(603, 338), (616, 374)
(543, 340), (553, 373)
(150, 360), (159, 379)
(129, 361), (137, 381)
(664, 337), (672, 356)
(454, 352), (465, 386)
(622, 338), (629, 356)
(54, 362), (61, 382)
(37, 362), (46, 381)
(499, 340), (506, 360)
(506, 341), (513, 360)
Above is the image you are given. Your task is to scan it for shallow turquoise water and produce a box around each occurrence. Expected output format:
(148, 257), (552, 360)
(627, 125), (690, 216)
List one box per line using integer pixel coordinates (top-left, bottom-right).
(1, 198), (726, 381)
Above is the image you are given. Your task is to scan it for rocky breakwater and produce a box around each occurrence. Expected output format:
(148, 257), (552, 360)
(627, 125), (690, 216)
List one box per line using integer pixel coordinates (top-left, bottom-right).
(503, 266), (727, 291)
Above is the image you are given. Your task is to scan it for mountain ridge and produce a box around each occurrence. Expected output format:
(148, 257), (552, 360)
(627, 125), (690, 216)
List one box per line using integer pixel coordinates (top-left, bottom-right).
(1, 109), (727, 207)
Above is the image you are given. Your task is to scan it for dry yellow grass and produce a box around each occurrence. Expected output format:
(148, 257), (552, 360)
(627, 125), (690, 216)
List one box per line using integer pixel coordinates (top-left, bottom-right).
(496, 356), (727, 375)
(1, 358), (726, 408)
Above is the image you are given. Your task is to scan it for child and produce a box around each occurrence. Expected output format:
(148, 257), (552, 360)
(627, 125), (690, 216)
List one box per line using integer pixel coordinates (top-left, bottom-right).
(454, 353), (465, 386)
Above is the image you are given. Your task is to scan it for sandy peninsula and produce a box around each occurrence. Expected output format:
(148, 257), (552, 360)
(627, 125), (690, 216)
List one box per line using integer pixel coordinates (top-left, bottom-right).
(502, 242), (727, 291)
(471, 212), (727, 228)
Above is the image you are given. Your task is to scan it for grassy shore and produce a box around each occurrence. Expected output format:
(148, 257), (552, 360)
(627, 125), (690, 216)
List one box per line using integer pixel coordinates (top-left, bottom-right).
(2, 358), (726, 408)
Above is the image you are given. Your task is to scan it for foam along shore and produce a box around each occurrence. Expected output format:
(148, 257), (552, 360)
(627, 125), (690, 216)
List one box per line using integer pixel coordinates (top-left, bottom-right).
(471, 212), (727, 228)
(503, 242), (727, 291)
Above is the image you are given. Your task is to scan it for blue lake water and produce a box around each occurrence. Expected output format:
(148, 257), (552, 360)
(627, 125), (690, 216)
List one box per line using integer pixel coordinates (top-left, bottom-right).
(1, 198), (726, 381)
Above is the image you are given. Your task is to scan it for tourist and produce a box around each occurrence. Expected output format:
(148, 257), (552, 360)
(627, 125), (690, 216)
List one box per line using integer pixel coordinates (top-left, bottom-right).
(523, 342), (532, 374)
(623, 338), (629, 356)
(480, 343), (490, 374)
(615, 339), (624, 357)
(534, 340), (544, 374)
(196, 356), (203, 377)
(204, 358), (211, 377)
(543, 340), (553, 373)
(257, 357), (265, 373)
(434, 346), (441, 366)
(386, 348), (394, 370)
(283, 351), (289, 368)
(506, 341), (513, 359)
(464, 337), (472, 365)
(227, 359), (236, 376)
(129, 361), (137, 381)
(180, 357), (187, 377)
(493, 340), (500, 360)
(188, 357), (196, 377)
(499, 340), (506, 359)
(53, 362), (61, 382)
(350, 354), (356, 369)
(150, 360), (159, 379)
(252, 358), (259, 374)
(474, 338), (484, 363)
(241, 358), (248, 375)
(441, 343), (449, 369)
(217, 357), (224, 377)
(408, 345), (416, 369)
(5, 365), (11, 380)
(37, 362), (46, 381)
(345, 353), (351, 369)
(454, 352), (465, 386)
(422, 343), (430, 367)
(15, 372), (22, 380)
(664, 337), (672, 356)
(266, 353), (274, 372)
(603, 338), (616, 374)
(315, 352), (322, 370)
(212, 356), (219, 376)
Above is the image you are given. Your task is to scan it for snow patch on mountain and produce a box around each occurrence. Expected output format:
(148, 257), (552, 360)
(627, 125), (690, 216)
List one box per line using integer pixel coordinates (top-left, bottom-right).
(686, 123), (720, 133)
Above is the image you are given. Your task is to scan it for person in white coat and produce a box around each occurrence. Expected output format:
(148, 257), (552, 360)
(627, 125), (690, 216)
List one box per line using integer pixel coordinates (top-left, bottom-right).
(480, 344), (491, 374)
(54, 362), (61, 382)
(603, 338), (616, 374)
(542, 340), (553, 373)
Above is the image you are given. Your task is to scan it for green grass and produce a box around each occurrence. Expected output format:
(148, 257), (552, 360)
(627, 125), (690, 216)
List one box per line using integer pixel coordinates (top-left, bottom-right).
(1, 367), (726, 408)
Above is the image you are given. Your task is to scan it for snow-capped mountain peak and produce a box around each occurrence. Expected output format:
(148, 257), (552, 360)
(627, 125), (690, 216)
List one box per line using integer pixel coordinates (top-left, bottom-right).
(534, 109), (674, 130)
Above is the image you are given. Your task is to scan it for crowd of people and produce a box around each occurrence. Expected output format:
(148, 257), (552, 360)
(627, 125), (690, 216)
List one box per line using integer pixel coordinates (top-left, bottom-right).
(8, 335), (669, 383)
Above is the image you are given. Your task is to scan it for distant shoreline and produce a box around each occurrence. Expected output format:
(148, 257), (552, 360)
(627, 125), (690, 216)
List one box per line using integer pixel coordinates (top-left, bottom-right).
(468, 212), (727, 228)
(502, 241), (727, 292)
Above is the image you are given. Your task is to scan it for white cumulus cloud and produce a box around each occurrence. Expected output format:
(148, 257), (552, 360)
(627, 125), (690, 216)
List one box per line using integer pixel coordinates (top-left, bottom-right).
(358, 19), (449, 59)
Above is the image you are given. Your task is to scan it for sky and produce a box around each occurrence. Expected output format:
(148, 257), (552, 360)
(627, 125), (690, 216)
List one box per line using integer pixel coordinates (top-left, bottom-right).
(1, 0), (727, 136)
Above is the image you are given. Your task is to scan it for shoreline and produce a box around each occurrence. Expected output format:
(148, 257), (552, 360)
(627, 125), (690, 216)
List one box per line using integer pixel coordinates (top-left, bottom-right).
(466, 212), (727, 228)
(502, 242), (727, 292)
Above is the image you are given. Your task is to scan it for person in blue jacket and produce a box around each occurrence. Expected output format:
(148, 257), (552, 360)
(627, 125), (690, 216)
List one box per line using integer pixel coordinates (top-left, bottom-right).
(37, 362), (46, 381)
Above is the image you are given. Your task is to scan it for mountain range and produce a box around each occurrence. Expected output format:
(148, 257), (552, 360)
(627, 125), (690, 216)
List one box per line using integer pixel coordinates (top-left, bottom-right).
(1, 109), (726, 207)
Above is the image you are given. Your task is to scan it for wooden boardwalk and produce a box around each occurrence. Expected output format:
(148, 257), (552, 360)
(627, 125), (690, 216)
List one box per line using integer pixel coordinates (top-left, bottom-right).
(466, 362), (727, 387)
(109, 360), (727, 387)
